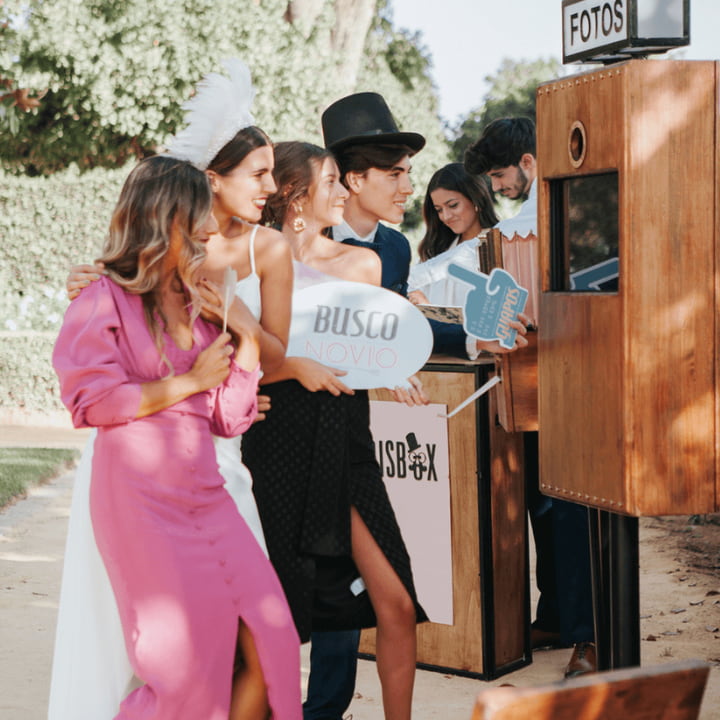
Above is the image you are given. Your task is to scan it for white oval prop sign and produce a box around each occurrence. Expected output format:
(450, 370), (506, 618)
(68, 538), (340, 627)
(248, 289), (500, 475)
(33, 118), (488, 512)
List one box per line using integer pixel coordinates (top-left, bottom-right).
(287, 280), (433, 390)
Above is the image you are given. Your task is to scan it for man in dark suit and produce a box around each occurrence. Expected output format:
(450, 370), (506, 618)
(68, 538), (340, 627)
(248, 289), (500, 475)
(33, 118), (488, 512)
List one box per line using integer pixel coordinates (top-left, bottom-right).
(322, 91), (483, 359)
(301, 92), (425, 720)
(321, 91), (425, 294)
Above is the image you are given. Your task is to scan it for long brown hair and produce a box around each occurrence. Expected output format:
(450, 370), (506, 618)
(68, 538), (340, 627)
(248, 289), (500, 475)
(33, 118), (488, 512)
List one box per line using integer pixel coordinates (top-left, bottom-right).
(262, 141), (332, 227)
(98, 155), (213, 363)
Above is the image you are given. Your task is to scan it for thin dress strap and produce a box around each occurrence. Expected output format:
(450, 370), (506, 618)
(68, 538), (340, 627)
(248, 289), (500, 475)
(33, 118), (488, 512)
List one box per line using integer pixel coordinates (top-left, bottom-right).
(248, 224), (259, 275)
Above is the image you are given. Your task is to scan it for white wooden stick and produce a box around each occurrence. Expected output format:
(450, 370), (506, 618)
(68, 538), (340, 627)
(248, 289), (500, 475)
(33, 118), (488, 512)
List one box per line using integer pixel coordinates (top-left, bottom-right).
(222, 266), (237, 333)
(438, 374), (502, 418)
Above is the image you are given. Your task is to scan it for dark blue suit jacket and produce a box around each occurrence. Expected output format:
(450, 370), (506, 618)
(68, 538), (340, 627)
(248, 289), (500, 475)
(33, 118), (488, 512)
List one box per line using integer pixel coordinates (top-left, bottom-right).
(426, 318), (468, 358)
(341, 224), (468, 358)
(340, 223), (411, 296)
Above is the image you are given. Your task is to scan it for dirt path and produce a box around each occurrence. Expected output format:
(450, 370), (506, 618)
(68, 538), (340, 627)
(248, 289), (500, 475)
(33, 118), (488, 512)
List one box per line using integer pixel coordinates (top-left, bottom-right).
(0, 439), (718, 718)
(638, 516), (720, 673)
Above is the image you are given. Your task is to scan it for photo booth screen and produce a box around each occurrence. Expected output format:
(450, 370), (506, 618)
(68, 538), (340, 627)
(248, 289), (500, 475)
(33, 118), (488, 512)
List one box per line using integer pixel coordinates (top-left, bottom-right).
(550, 172), (619, 292)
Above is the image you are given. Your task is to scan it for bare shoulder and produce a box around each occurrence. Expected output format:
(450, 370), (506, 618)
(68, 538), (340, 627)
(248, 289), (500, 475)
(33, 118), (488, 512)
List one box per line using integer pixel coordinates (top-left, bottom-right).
(342, 243), (381, 285)
(253, 225), (292, 265)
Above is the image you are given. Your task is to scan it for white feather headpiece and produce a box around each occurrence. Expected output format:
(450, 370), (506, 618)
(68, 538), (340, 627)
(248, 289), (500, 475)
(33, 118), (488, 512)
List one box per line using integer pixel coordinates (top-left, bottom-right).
(166, 58), (256, 170)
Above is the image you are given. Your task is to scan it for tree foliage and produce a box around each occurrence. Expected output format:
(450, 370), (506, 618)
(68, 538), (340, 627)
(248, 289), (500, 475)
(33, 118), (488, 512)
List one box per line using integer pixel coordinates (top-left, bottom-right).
(0, 0), (448, 178)
(0, 6), (43, 134)
(0, 0), (308, 172)
(358, 3), (450, 231)
(450, 57), (563, 161)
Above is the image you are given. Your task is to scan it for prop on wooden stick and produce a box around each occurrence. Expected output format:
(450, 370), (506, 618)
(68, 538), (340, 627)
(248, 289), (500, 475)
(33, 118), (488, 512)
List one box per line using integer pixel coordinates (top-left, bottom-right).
(222, 266), (237, 333)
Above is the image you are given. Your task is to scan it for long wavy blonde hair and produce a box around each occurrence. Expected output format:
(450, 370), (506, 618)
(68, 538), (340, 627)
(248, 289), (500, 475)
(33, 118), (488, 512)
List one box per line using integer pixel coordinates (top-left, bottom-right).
(98, 155), (213, 367)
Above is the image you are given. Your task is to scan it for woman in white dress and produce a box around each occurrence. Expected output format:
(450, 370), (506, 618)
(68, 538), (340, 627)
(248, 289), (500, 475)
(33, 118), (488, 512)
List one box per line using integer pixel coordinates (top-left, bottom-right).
(49, 59), (293, 720)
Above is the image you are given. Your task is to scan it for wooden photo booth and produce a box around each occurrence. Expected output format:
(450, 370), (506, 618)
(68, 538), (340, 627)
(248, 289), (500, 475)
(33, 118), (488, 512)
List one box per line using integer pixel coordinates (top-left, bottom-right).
(536, 59), (719, 516)
(362, 360), (530, 679)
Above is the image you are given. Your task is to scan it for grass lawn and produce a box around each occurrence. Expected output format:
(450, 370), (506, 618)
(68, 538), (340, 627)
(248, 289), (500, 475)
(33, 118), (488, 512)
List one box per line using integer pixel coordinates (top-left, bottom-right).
(0, 447), (80, 509)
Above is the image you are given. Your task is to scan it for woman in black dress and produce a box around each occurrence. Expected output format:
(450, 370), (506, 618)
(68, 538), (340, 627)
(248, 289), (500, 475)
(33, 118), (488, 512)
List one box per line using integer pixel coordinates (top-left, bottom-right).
(242, 141), (427, 720)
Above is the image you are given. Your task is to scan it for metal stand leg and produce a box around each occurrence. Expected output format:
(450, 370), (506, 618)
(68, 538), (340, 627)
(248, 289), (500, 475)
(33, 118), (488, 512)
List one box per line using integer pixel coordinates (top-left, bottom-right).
(609, 512), (640, 667)
(588, 509), (640, 670)
(589, 508), (610, 670)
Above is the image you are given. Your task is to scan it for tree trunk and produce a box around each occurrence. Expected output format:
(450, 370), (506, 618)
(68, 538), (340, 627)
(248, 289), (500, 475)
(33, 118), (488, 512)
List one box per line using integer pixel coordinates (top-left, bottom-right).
(285, 0), (377, 91)
(330, 0), (376, 90)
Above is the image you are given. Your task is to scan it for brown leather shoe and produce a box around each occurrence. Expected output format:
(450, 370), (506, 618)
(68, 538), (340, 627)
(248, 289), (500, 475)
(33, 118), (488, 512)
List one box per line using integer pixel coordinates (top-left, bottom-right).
(531, 626), (564, 650)
(564, 641), (597, 678)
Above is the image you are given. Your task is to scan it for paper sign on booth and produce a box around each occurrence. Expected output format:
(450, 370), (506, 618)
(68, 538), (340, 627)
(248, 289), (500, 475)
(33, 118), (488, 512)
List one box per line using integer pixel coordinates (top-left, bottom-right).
(369, 400), (453, 625)
(287, 280), (434, 390)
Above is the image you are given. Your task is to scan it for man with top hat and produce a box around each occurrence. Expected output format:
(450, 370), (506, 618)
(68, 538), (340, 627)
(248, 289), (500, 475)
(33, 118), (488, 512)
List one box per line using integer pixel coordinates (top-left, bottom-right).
(299, 91), (425, 720)
(321, 91), (425, 294)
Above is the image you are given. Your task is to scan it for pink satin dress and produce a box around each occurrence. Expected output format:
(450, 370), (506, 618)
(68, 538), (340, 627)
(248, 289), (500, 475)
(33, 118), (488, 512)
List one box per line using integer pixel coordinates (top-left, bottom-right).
(52, 277), (301, 720)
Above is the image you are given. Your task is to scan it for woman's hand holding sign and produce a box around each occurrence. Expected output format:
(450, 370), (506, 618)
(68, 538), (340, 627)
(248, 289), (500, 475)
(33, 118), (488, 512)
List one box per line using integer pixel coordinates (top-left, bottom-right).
(286, 357), (354, 397)
(389, 374), (430, 407)
(475, 311), (531, 355)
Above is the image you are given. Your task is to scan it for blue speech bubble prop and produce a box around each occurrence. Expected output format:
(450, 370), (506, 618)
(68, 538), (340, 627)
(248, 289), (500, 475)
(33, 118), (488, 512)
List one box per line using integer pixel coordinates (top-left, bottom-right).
(448, 264), (528, 349)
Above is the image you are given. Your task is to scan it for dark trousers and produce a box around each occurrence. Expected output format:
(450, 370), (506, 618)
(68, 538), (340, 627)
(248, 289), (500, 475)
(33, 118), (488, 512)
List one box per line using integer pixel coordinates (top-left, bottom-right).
(524, 432), (594, 645)
(303, 629), (360, 720)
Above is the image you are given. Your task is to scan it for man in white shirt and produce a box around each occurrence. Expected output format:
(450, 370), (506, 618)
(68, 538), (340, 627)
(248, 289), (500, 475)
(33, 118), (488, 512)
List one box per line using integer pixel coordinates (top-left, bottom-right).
(465, 117), (597, 679)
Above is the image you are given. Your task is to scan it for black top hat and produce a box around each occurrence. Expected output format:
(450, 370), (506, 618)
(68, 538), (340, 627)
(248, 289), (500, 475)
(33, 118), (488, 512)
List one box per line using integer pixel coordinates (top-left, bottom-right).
(321, 92), (425, 154)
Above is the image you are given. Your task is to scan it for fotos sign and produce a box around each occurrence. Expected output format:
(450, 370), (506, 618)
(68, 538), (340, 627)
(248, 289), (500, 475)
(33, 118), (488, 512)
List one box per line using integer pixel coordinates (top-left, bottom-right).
(287, 280), (434, 389)
(562, 0), (689, 64)
(564, 0), (628, 57)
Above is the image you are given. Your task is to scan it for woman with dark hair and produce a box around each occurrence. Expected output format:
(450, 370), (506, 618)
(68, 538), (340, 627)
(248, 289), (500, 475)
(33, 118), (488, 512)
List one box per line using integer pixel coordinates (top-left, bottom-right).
(417, 162), (498, 262)
(409, 162), (498, 307)
(52, 155), (301, 720)
(406, 163), (528, 359)
(243, 140), (427, 720)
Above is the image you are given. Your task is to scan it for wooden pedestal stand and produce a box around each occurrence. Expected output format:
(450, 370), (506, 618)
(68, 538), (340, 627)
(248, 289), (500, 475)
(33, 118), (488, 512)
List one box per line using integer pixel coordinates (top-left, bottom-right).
(360, 357), (529, 679)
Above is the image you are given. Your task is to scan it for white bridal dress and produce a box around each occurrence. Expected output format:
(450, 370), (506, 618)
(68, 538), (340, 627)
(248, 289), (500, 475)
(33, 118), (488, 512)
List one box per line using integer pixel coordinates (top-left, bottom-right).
(47, 226), (268, 720)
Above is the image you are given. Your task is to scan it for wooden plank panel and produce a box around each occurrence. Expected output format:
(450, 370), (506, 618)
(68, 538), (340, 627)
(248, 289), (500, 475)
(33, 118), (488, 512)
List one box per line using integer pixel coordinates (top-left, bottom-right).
(539, 295), (624, 509)
(624, 61), (716, 514)
(537, 65), (626, 180)
(488, 390), (528, 668)
(472, 659), (709, 720)
(537, 64), (627, 510)
(716, 63), (720, 512)
(496, 331), (538, 433)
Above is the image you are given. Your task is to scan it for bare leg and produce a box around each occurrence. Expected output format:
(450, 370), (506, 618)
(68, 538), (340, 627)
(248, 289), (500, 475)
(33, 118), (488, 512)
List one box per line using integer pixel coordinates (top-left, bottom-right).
(230, 621), (270, 720)
(350, 506), (416, 720)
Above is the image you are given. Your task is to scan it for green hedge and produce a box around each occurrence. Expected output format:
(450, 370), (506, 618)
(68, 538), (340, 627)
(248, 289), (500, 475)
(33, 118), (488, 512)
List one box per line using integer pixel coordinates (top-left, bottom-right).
(1, 166), (129, 416)
(0, 332), (64, 415)
(1, 165), (128, 331)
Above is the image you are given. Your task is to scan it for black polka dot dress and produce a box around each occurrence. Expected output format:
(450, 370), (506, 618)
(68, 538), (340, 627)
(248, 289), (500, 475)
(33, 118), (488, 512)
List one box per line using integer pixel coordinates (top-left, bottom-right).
(242, 381), (427, 642)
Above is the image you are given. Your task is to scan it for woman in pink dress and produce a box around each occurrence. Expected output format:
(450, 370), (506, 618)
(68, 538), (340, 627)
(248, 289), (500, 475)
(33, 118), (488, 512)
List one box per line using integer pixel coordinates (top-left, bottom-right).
(52, 155), (301, 720)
